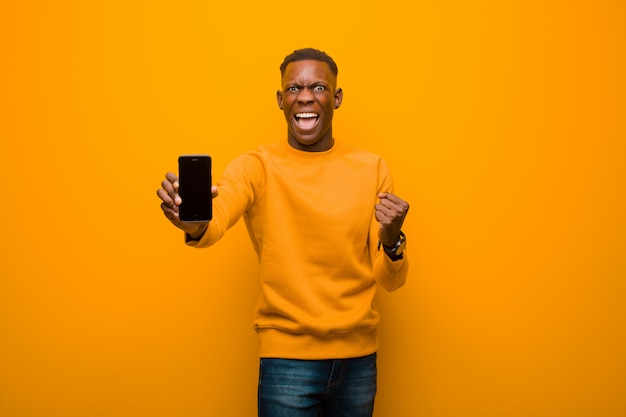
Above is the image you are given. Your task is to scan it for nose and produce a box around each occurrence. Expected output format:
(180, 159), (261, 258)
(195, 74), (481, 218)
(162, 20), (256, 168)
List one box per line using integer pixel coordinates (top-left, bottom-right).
(297, 87), (314, 104)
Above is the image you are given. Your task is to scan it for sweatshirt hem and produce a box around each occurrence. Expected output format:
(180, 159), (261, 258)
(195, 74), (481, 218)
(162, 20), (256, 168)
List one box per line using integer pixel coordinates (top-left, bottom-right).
(256, 327), (379, 360)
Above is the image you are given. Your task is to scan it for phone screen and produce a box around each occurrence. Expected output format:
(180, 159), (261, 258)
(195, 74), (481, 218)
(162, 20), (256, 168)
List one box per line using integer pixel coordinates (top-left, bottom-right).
(178, 155), (212, 222)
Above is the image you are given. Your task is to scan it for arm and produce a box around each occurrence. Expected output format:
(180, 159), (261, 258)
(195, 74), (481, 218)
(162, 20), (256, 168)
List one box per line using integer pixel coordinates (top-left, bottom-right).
(157, 153), (264, 247)
(373, 192), (410, 291)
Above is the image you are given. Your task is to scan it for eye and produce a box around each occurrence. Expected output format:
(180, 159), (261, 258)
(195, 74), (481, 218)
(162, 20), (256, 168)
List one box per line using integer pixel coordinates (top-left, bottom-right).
(313, 85), (326, 91)
(286, 86), (299, 92)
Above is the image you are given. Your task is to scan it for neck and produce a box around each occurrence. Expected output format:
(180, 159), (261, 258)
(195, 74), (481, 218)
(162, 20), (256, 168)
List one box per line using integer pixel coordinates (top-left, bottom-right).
(287, 130), (334, 153)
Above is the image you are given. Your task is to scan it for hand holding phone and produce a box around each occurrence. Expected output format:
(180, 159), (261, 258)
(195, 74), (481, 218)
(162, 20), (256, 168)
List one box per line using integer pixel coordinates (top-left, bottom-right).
(178, 155), (213, 222)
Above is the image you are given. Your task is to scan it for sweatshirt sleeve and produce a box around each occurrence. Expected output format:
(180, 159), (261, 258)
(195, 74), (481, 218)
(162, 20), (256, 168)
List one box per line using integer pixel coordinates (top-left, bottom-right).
(370, 157), (409, 292)
(186, 152), (264, 248)
(373, 246), (408, 291)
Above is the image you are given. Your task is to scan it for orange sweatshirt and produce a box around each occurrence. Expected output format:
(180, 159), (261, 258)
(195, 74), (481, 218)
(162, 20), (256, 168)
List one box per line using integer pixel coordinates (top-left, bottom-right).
(186, 139), (408, 359)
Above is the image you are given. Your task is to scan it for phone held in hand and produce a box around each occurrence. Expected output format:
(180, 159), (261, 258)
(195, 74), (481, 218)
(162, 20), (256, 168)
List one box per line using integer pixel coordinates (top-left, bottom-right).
(178, 154), (212, 222)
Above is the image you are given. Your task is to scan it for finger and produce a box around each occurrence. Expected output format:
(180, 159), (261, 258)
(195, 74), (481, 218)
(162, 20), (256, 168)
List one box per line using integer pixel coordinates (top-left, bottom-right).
(166, 172), (180, 197)
(161, 177), (175, 195)
(161, 174), (182, 205)
(159, 181), (180, 207)
(379, 193), (408, 209)
(165, 172), (179, 188)
(160, 202), (179, 219)
(375, 209), (391, 225)
(379, 194), (409, 214)
(379, 192), (403, 205)
(375, 203), (395, 219)
(157, 187), (174, 206)
(376, 198), (403, 217)
(375, 204), (398, 226)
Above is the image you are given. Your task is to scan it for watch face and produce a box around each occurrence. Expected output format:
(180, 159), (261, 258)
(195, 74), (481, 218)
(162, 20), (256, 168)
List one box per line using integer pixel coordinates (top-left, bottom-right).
(396, 240), (407, 255)
(381, 232), (406, 257)
(395, 232), (406, 255)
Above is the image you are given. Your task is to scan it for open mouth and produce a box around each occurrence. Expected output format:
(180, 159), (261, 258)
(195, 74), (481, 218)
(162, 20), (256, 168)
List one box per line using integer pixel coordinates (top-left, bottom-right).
(294, 112), (319, 129)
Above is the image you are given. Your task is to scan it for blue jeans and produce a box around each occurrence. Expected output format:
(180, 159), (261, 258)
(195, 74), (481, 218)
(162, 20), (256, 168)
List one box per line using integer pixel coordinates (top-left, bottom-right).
(258, 353), (377, 417)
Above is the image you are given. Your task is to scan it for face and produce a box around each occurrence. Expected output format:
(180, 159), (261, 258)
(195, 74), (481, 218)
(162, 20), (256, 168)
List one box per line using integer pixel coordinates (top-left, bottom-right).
(277, 60), (343, 152)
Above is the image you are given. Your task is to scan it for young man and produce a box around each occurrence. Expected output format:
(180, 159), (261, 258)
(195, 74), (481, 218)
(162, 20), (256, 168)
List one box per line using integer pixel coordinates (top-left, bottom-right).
(157, 48), (409, 417)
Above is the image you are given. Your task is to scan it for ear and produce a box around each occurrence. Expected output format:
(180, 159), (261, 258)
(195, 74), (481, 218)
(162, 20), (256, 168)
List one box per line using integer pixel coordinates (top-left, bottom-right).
(334, 87), (343, 109)
(276, 90), (284, 110)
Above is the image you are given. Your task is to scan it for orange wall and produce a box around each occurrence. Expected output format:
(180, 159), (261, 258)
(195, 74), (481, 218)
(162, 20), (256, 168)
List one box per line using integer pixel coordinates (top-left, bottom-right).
(1, 1), (625, 416)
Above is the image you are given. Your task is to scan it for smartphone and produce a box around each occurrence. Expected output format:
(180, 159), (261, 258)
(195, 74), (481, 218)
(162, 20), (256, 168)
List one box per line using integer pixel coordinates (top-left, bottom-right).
(178, 154), (212, 222)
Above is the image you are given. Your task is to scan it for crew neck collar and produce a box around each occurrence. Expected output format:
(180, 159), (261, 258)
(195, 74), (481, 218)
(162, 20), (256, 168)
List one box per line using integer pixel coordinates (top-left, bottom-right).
(281, 138), (339, 160)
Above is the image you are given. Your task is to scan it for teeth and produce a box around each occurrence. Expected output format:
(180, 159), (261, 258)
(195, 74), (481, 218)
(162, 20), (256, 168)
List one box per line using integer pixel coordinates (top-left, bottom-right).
(296, 112), (318, 119)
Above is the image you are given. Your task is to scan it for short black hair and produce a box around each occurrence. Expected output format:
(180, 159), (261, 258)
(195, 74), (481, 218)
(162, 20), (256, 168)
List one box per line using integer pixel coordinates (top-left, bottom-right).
(279, 48), (338, 78)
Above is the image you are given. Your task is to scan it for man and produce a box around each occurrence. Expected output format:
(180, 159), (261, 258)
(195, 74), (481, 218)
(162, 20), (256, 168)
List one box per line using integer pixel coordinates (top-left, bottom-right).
(157, 48), (409, 417)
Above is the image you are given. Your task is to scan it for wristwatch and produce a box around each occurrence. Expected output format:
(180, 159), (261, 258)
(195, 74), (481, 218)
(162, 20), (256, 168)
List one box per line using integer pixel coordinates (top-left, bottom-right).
(380, 231), (406, 261)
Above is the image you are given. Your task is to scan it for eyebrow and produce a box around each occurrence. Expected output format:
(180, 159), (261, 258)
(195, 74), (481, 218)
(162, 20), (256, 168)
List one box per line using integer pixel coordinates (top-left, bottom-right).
(285, 81), (329, 89)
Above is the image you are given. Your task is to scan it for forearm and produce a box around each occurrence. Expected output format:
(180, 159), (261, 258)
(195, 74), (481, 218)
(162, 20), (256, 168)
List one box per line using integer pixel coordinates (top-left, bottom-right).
(373, 249), (409, 291)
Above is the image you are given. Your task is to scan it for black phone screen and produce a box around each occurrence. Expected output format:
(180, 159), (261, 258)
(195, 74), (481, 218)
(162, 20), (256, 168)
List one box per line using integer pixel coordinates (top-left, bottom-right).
(178, 155), (212, 222)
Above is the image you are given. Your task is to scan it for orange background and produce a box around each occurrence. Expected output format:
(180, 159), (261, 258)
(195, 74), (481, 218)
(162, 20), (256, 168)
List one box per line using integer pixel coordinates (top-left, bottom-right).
(1, 1), (625, 416)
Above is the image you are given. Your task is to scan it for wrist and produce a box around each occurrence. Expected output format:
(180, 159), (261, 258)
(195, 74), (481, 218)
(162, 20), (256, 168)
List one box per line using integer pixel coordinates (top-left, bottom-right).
(379, 231), (406, 261)
(185, 223), (208, 240)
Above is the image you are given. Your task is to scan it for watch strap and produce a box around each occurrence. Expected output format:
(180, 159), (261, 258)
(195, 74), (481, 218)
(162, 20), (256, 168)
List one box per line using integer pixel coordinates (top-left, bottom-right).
(379, 231), (406, 261)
